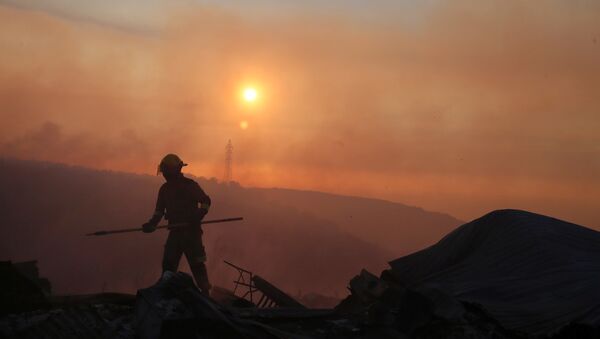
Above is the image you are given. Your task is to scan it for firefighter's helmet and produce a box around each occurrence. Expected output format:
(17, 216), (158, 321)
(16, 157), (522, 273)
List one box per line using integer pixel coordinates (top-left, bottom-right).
(157, 153), (187, 175)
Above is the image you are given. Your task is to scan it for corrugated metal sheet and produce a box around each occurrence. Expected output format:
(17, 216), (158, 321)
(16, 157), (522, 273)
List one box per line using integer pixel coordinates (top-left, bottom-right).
(389, 209), (600, 335)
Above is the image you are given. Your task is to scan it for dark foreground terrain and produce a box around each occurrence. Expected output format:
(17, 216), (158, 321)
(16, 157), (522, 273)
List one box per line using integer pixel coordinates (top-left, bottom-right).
(3, 209), (600, 338)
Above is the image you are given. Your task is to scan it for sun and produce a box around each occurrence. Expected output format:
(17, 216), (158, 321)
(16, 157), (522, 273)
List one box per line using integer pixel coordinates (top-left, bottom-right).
(242, 87), (258, 102)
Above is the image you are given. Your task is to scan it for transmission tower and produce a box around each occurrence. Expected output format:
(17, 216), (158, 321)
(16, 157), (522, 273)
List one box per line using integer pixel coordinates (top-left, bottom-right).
(224, 139), (233, 183)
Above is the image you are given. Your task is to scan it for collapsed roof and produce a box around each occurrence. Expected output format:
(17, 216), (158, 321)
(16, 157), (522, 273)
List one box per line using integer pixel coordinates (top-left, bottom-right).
(388, 209), (600, 335)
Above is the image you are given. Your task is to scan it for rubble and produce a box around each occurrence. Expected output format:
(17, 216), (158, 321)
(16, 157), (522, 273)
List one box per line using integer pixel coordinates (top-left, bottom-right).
(2, 267), (600, 339)
(337, 269), (523, 339)
(387, 209), (600, 336)
(4, 209), (600, 339)
(134, 271), (337, 338)
(135, 272), (247, 338)
(0, 303), (134, 339)
(224, 260), (306, 308)
(252, 276), (306, 309)
(131, 269), (528, 339)
(0, 261), (51, 315)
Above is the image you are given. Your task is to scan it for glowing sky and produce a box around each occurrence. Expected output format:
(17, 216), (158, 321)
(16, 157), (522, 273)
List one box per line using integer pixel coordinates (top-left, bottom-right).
(0, 0), (599, 227)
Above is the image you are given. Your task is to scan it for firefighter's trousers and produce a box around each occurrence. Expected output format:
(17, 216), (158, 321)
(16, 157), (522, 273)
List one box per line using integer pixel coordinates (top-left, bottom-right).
(162, 227), (210, 295)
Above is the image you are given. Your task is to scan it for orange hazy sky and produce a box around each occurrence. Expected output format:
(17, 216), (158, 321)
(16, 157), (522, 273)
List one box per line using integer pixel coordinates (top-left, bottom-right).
(0, 1), (599, 228)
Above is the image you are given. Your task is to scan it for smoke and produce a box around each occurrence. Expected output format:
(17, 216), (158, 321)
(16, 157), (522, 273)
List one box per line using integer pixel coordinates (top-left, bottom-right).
(0, 1), (599, 226)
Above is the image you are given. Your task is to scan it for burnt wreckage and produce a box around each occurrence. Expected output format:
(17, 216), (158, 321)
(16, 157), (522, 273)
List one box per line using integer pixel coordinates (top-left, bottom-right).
(3, 210), (600, 338)
(1, 260), (517, 339)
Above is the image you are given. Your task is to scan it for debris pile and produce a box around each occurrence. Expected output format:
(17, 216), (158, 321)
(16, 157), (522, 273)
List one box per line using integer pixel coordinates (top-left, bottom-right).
(336, 270), (522, 339)
(0, 261), (134, 339)
(2, 267), (600, 339)
(223, 260), (307, 309)
(0, 261), (51, 315)
(4, 209), (600, 338)
(135, 272), (335, 338)
(132, 269), (529, 338)
(0, 303), (134, 339)
(388, 210), (600, 335)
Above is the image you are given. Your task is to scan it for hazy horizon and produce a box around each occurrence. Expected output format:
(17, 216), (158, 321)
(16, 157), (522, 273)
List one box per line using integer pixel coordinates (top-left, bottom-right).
(1, 0), (599, 228)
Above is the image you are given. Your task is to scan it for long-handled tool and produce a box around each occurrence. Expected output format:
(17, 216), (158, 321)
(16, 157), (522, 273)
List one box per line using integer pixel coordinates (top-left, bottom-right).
(85, 217), (244, 236)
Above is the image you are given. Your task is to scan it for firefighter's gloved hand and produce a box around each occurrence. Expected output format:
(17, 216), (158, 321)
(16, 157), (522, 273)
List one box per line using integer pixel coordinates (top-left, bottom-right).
(192, 208), (208, 224)
(142, 222), (157, 233)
